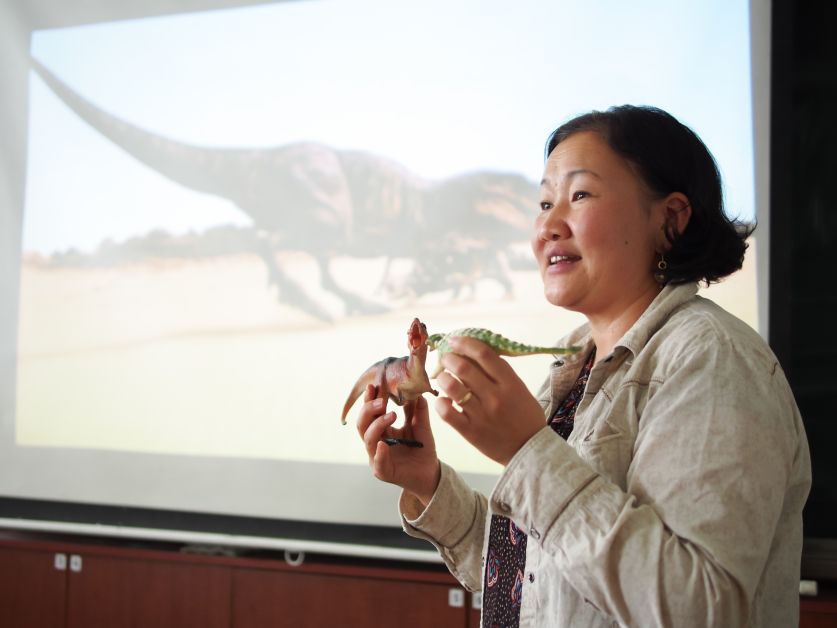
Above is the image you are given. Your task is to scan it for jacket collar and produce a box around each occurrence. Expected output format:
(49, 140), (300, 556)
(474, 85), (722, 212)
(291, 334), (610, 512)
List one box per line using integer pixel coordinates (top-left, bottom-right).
(551, 282), (699, 365)
(539, 283), (699, 415)
(616, 282), (698, 358)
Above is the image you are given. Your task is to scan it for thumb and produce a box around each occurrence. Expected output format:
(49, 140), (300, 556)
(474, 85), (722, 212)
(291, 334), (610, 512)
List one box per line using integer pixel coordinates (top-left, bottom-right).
(371, 440), (395, 483)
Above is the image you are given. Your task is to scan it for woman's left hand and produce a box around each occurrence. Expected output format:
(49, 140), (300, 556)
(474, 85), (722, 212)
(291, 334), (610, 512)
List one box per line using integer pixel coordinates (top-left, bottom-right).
(433, 336), (547, 465)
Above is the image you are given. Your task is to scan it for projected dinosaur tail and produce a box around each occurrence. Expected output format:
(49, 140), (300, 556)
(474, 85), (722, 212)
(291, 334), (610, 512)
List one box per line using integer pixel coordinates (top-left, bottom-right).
(29, 57), (250, 198)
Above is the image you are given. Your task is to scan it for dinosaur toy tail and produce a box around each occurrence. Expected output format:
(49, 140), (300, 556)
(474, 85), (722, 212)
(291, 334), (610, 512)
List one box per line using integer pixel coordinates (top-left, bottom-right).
(341, 365), (377, 425)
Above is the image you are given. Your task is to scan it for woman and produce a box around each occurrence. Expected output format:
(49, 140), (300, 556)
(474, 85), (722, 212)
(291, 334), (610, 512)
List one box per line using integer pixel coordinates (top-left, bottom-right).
(356, 105), (811, 627)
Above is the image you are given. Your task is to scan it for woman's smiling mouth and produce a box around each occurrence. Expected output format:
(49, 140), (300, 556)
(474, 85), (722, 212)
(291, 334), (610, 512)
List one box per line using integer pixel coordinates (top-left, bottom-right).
(548, 253), (581, 266)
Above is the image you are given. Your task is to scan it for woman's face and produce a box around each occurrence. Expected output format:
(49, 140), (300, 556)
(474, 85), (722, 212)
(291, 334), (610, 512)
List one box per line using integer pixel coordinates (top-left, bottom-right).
(531, 131), (667, 320)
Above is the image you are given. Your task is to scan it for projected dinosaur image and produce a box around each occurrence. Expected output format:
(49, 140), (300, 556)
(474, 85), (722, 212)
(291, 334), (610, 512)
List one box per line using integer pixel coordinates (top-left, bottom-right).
(30, 59), (537, 322)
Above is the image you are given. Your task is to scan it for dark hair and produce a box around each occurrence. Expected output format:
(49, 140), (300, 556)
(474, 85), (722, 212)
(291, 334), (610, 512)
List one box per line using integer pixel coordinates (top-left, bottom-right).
(544, 105), (753, 285)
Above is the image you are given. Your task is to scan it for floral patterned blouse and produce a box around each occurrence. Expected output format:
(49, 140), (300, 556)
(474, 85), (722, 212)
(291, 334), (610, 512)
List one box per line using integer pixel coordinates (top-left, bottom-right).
(481, 349), (595, 627)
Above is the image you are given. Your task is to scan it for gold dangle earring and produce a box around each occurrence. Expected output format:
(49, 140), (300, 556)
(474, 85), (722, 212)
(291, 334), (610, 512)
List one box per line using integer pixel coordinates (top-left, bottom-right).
(654, 252), (668, 285)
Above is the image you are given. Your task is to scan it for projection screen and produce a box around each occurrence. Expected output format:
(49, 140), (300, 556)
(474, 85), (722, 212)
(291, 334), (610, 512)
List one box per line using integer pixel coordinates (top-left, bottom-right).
(0, 0), (763, 560)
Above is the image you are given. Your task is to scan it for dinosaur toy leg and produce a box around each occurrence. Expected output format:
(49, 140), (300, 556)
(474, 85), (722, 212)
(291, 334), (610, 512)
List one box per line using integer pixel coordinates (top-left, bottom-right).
(383, 401), (423, 448)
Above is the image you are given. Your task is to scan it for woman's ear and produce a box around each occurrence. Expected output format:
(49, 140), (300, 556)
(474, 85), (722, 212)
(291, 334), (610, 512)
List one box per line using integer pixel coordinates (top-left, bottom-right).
(659, 192), (692, 247)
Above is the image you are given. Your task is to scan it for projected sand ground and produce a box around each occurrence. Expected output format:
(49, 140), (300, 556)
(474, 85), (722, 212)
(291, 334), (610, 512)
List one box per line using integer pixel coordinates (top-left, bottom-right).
(16, 243), (757, 476)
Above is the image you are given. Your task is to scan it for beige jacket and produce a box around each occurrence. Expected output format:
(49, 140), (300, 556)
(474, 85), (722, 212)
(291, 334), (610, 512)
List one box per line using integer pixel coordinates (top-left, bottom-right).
(401, 283), (811, 627)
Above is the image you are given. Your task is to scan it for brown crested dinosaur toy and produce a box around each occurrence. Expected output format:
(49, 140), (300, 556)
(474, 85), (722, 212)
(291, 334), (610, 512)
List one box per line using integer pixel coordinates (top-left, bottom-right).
(340, 317), (438, 447)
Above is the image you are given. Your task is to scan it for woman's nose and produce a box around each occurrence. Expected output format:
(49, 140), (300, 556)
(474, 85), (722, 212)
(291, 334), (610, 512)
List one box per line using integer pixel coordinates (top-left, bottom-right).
(538, 208), (570, 241)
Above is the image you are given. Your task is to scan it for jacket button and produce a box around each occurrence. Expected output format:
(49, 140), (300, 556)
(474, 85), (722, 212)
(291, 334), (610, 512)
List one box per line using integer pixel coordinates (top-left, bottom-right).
(528, 573), (535, 583)
(529, 527), (541, 540)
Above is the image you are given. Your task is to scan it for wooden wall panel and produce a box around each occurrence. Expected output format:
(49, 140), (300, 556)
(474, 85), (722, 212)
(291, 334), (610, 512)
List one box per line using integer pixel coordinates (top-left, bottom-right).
(65, 554), (231, 628)
(0, 546), (67, 628)
(233, 567), (466, 628)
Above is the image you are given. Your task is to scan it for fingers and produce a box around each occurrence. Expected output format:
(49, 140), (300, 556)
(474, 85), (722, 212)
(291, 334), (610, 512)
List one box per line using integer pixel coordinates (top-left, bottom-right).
(436, 370), (475, 408)
(446, 336), (513, 383)
(369, 440), (394, 481)
(363, 411), (397, 458)
(408, 396), (434, 441)
(364, 383), (377, 403)
(356, 384), (385, 437)
(436, 346), (492, 412)
(357, 385), (394, 455)
(439, 350), (487, 388)
(434, 341), (489, 427)
(357, 386), (434, 454)
(434, 394), (478, 443)
(439, 335), (520, 391)
(434, 337), (549, 465)
(434, 361), (482, 432)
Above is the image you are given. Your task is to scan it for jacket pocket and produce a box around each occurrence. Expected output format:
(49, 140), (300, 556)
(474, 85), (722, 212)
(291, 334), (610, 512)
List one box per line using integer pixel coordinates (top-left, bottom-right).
(576, 420), (631, 490)
(580, 419), (623, 445)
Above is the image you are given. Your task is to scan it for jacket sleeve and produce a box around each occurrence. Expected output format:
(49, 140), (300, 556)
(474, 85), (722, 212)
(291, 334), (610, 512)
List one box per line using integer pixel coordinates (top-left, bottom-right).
(400, 461), (488, 591)
(490, 338), (807, 627)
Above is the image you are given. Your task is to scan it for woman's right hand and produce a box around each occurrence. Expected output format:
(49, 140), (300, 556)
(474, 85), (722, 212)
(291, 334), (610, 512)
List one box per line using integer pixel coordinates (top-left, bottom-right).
(356, 384), (441, 507)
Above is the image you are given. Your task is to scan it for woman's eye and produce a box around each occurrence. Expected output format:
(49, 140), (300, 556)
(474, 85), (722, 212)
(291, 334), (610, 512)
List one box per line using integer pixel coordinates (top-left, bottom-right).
(572, 191), (589, 201)
(539, 201), (553, 212)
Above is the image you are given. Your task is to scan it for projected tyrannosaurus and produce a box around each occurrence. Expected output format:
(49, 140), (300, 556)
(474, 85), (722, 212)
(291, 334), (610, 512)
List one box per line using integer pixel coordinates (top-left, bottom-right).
(31, 59), (536, 322)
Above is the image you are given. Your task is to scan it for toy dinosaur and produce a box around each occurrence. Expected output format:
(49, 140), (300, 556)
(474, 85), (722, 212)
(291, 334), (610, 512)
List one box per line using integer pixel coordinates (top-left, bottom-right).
(341, 322), (580, 447)
(426, 328), (581, 377)
(341, 318), (438, 440)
